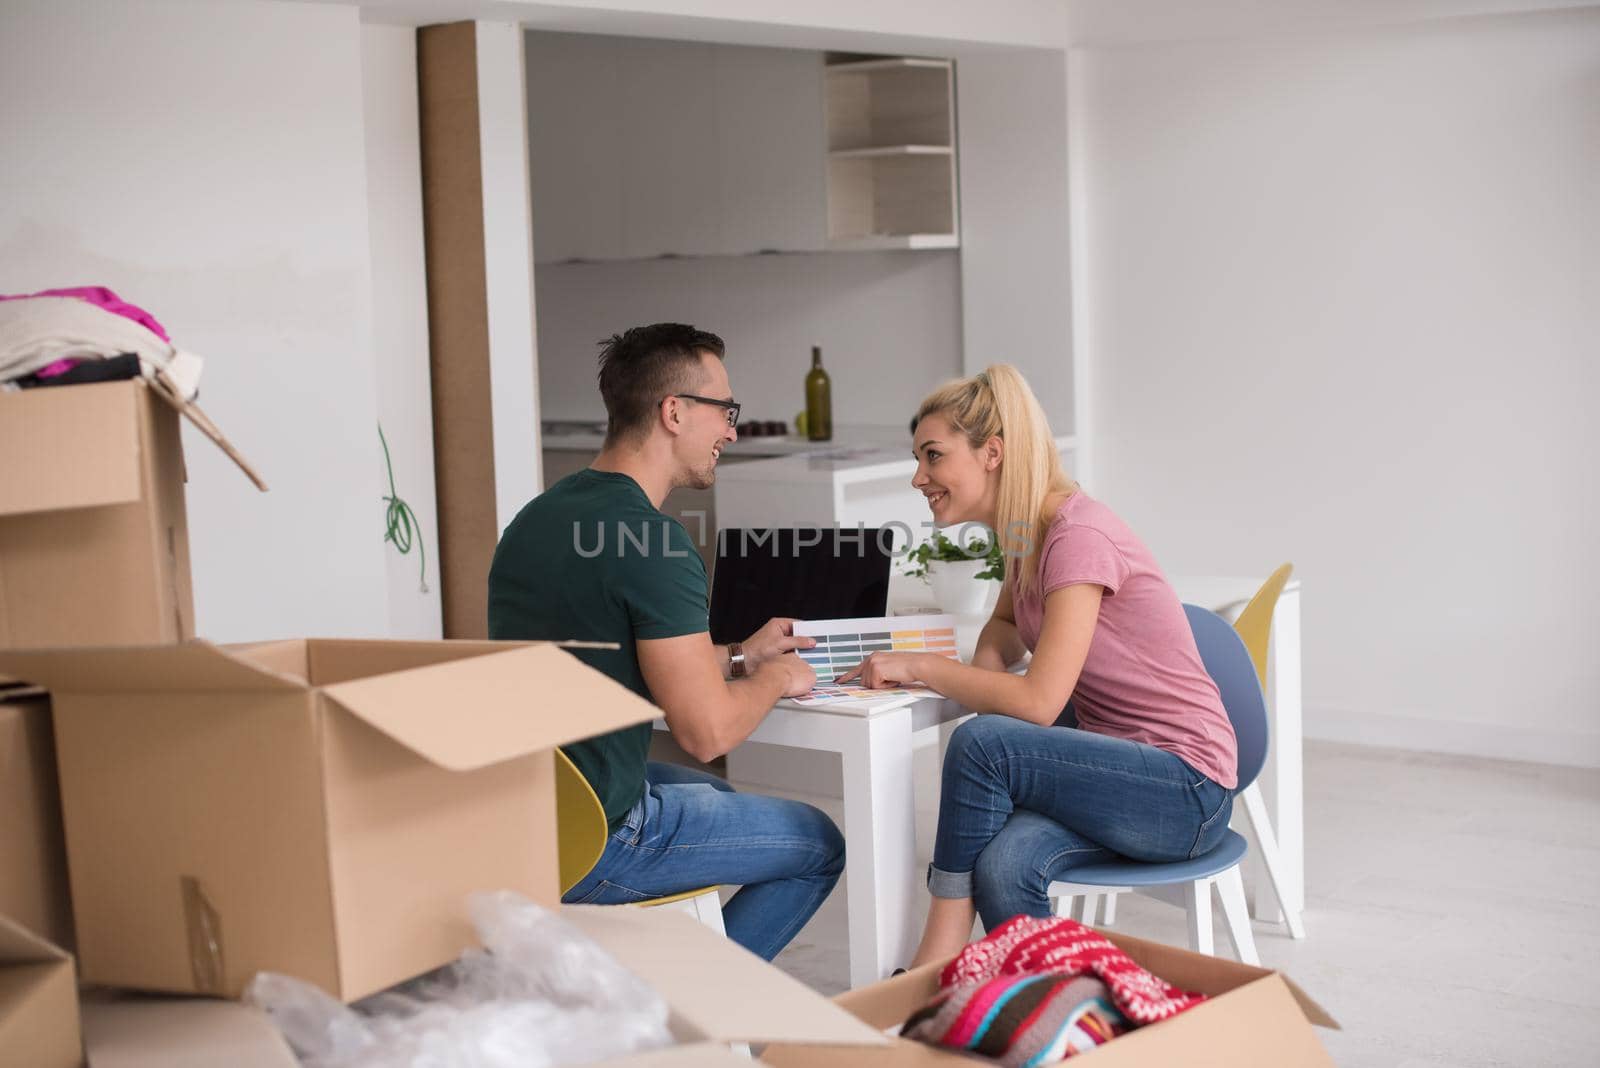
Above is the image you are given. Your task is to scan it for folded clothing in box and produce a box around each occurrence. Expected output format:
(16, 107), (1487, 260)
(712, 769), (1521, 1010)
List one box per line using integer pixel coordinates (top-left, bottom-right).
(763, 925), (1339, 1067)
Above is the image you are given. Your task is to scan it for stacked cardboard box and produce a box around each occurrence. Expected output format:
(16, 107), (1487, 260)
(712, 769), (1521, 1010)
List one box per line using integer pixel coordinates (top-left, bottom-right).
(0, 380), (197, 650)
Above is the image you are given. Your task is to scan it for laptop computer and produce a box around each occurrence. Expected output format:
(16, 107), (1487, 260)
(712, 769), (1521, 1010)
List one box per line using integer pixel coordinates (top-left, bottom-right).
(709, 528), (892, 646)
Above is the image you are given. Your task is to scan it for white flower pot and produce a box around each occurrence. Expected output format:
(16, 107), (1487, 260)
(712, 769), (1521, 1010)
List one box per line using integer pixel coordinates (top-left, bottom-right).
(926, 558), (997, 616)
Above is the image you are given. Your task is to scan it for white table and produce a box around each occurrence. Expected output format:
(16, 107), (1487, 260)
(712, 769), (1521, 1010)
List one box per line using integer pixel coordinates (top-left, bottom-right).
(667, 692), (969, 988)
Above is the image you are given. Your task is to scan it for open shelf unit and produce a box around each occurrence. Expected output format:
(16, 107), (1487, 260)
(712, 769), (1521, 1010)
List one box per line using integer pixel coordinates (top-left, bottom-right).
(824, 56), (959, 250)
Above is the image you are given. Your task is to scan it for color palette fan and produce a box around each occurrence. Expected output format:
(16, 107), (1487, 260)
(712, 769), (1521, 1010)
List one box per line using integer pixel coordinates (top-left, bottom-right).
(788, 613), (959, 705)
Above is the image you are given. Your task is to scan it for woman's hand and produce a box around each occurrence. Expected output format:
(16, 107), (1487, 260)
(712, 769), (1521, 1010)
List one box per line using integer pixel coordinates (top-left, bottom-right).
(835, 651), (925, 689)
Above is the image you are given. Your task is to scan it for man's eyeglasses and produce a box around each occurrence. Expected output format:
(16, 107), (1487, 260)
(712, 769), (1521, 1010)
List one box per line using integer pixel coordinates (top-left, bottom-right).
(673, 394), (742, 427)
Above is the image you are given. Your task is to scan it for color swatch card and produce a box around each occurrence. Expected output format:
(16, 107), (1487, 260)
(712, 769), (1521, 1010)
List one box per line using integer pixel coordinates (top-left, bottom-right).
(789, 614), (960, 705)
(788, 684), (931, 707)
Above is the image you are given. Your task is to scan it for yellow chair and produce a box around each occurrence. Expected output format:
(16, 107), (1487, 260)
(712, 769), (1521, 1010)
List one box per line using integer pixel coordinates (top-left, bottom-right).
(1234, 563), (1295, 692)
(554, 749), (727, 933)
(1225, 563), (1305, 940)
(1074, 566), (1306, 940)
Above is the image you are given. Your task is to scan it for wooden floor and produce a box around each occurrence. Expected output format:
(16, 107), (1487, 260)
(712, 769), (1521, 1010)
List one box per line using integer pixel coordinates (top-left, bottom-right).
(744, 739), (1600, 1067)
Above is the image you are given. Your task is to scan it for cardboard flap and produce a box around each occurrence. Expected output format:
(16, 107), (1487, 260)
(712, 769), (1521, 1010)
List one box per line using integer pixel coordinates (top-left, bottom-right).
(320, 644), (662, 772)
(0, 913), (69, 966)
(1103, 929), (1336, 1026)
(1063, 974), (1338, 1066)
(146, 371), (269, 492)
(833, 960), (942, 1028)
(562, 906), (887, 1048)
(0, 380), (143, 516)
(80, 994), (298, 1068)
(0, 641), (304, 695)
(601, 1044), (763, 1067)
(1279, 975), (1340, 1029)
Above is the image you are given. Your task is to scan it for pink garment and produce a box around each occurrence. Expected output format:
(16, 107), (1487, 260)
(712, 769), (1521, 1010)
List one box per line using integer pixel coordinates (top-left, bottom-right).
(1010, 492), (1238, 789)
(0, 286), (169, 342)
(35, 358), (84, 378)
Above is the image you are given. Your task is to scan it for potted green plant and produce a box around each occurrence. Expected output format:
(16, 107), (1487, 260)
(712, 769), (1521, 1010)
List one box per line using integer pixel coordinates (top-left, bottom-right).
(903, 529), (1004, 614)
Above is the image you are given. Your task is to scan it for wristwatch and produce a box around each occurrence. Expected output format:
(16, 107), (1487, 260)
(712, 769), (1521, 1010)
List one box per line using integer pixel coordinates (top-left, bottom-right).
(728, 641), (747, 679)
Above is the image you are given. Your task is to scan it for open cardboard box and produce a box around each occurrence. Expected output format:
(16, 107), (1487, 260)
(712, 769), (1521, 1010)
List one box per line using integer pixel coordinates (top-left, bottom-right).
(762, 929), (1338, 1067)
(8, 903), (890, 1068)
(0, 638), (662, 1002)
(0, 378), (260, 653)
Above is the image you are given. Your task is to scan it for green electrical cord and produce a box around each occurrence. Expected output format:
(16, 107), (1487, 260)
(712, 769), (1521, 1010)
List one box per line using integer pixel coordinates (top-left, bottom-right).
(379, 423), (429, 593)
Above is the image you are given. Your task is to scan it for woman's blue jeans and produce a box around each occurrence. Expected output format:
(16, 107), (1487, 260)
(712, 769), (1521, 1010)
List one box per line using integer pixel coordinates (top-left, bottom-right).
(560, 762), (845, 961)
(929, 713), (1233, 931)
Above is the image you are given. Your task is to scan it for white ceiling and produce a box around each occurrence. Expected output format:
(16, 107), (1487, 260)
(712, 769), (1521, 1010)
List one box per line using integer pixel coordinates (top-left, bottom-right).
(292, 0), (1599, 51)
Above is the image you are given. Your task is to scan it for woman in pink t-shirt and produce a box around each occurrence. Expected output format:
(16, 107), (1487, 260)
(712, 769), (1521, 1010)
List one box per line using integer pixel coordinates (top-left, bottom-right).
(839, 365), (1238, 968)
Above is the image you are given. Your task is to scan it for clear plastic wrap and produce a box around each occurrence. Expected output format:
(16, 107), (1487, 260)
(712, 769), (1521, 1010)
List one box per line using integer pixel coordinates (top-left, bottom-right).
(245, 891), (674, 1067)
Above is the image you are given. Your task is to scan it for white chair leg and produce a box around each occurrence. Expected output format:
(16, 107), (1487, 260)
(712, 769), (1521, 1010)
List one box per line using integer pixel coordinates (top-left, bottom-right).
(1077, 893), (1102, 926)
(1052, 893), (1075, 919)
(693, 890), (727, 935)
(1100, 891), (1118, 926)
(1214, 866), (1260, 965)
(1241, 783), (1306, 939)
(1185, 879), (1215, 956)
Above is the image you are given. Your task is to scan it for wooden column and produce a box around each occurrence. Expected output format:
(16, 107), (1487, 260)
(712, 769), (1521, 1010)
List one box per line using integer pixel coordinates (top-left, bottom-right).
(417, 21), (540, 638)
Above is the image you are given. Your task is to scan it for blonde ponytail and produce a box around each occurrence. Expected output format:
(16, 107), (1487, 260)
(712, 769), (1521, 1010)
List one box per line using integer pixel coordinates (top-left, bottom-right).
(913, 364), (1075, 596)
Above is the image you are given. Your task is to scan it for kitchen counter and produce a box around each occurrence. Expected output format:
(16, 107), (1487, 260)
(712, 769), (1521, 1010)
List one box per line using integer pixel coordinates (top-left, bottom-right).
(540, 421), (914, 458)
(713, 435), (1078, 484)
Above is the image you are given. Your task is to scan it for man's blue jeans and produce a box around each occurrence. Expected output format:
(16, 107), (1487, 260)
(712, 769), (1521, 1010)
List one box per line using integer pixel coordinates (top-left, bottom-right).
(560, 762), (845, 961)
(930, 714), (1233, 931)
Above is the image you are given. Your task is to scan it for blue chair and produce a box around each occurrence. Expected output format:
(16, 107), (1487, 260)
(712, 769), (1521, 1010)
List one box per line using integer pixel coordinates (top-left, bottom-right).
(1046, 604), (1267, 963)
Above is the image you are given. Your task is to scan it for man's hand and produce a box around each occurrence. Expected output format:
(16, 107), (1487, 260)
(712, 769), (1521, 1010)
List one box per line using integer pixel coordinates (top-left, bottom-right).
(756, 652), (818, 698)
(742, 617), (816, 670)
(835, 651), (924, 689)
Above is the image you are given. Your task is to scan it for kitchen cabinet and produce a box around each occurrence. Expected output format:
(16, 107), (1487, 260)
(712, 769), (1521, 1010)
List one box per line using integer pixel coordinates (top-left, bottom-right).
(526, 32), (827, 263)
(825, 58), (959, 250)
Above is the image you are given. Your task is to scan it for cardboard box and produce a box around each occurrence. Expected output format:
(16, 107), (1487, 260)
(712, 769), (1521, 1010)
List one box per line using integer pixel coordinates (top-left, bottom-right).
(15, 903), (889, 1068)
(0, 638), (662, 1002)
(0, 913), (80, 1068)
(0, 688), (74, 951)
(564, 905), (889, 1060)
(95, 905), (884, 1067)
(0, 377), (262, 656)
(0, 380), (195, 650)
(762, 929), (1338, 1067)
(80, 992), (296, 1068)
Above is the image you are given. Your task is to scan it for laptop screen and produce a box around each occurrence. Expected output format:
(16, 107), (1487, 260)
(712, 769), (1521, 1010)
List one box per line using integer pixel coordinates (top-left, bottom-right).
(709, 528), (892, 645)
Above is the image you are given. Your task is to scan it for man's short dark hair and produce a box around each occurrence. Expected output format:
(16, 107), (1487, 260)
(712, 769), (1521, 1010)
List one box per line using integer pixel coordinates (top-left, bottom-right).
(597, 323), (726, 444)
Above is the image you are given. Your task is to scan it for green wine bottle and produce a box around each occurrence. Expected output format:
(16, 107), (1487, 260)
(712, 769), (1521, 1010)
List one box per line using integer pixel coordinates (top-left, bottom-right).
(805, 345), (833, 442)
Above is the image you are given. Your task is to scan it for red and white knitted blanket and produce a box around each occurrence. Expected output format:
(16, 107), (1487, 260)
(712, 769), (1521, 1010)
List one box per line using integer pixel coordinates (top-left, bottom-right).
(941, 915), (1207, 1026)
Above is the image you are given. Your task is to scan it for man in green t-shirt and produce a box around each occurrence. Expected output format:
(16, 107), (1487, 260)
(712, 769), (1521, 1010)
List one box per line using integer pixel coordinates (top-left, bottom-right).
(489, 323), (843, 961)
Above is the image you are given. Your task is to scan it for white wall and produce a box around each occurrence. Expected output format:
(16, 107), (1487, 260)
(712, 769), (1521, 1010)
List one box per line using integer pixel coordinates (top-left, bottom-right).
(363, 23), (444, 639)
(477, 23), (546, 526)
(535, 251), (963, 429)
(0, 0), (391, 642)
(953, 48), (1078, 438)
(1078, 7), (1600, 764)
